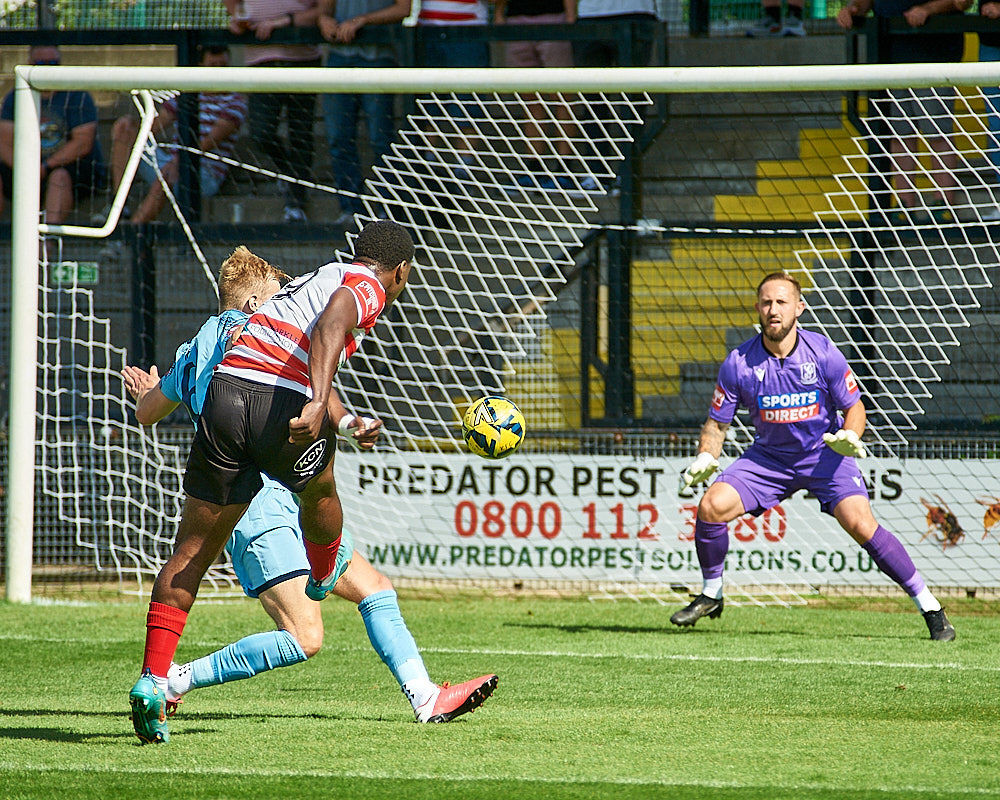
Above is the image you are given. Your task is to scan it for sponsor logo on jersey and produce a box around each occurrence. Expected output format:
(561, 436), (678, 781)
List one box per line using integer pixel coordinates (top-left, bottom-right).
(757, 390), (820, 423)
(346, 275), (382, 317)
(293, 439), (328, 475)
(243, 320), (302, 349)
(358, 281), (379, 314)
(799, 361), (817, 384)
(845, 368), (858, 394)
(758, 391), (819, 409)
(711, 384), (726, 410)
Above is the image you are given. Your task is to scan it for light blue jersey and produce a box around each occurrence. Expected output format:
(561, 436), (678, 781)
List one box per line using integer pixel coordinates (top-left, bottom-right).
(160, 309), (248, 420)
(161, 310), (351, 597)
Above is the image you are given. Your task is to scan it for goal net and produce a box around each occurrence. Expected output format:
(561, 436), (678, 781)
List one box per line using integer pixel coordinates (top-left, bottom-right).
(7, 62), (1000, 605)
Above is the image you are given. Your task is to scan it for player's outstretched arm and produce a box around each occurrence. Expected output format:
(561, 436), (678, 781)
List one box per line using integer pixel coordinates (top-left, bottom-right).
(682, 417), (727, 488)
(121, 365), (180, 425)
(822, 400), (867, 458)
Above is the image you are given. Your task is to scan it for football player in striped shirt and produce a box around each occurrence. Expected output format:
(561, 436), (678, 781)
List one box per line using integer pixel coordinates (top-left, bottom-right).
(127, 224), (496, 743)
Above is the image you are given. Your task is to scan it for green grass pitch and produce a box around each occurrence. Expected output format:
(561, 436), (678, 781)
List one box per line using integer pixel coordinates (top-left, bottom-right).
(0, 593), (997, 800)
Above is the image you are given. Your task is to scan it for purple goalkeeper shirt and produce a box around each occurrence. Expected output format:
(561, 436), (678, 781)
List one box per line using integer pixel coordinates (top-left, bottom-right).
(709, 328), (861, 467)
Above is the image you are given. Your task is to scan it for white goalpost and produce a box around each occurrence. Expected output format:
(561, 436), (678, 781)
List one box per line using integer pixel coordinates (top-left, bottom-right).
(8, 61), (1000, 603)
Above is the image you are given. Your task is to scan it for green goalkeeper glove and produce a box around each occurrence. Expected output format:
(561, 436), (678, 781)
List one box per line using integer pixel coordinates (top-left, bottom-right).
(822, 429), (867, 459)
(682, 451), (720, 488)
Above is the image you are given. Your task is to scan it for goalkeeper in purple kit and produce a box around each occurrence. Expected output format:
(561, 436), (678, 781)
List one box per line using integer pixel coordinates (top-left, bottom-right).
(672, 272), (955, 641)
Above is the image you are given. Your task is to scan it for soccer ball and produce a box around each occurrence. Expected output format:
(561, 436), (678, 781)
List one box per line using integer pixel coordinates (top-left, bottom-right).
(462, 396), (525, 459)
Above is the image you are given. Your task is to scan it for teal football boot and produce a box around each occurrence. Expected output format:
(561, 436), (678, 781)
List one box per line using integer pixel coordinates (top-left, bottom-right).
(129, 669), (169, 744)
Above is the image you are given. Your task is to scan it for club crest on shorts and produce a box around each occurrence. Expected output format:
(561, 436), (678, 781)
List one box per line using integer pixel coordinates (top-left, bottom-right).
(294, 439), (328, 475)
(799, 361), (817, 384)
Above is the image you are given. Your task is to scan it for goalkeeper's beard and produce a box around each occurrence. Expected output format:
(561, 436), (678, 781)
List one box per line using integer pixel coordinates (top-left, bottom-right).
(761, 318), (795, 346)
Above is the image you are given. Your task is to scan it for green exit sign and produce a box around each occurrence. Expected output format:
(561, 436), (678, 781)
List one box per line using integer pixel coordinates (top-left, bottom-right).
(51, 261), (99, 285)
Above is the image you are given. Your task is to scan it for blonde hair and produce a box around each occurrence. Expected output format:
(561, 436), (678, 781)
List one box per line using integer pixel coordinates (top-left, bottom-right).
(217, 246), (289, 312)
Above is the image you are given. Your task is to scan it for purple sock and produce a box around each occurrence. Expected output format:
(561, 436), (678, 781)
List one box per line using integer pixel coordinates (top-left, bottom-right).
(861, 525), (926, 597)
(695, 519), (730, 580)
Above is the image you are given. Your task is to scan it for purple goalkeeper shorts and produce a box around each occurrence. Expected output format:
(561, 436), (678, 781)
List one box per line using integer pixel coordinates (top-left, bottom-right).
(715, 445), (868, 517)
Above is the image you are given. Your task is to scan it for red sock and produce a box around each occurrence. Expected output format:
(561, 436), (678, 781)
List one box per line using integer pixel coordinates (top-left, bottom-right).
(142, 601), (188, 678)
(303, 537), (342, 581)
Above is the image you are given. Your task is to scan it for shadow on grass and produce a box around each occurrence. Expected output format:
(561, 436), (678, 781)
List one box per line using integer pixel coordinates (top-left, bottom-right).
(0, 726), (118, 743)
(504, 620), (914, 641)
(504, 621), (698, 635)
(0, 707), (388, 728)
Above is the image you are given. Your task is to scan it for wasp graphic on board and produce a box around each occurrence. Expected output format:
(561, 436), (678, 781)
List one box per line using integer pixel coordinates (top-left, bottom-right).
(919, 495), (966, 550)
(975, 497), (1000, 541)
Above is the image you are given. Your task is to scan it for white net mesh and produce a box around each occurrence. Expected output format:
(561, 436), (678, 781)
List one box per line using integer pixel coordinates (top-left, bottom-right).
(20, 75), (1000, 601)
(799, 87), (1000, 450)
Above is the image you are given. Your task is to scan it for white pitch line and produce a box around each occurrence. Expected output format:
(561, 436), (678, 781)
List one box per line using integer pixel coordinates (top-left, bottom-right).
(419, 646), (1000, 673)
(0, 632), (995, 673)
(1, 763), (998, 796)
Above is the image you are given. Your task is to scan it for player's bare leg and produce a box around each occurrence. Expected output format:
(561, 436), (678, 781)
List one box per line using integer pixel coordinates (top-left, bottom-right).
(259, 577), (324, 656)
(833, 495), (955, 641)
(165, 576), (318, 712)
(152, 497), (249, 610)
(298, 459), (346, 599)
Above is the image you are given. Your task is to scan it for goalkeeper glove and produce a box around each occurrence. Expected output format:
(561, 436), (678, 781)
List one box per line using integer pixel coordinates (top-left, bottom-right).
(822, 429), (867, 459)
(682, 452), (720, 488)
(337, 414), (380, 451)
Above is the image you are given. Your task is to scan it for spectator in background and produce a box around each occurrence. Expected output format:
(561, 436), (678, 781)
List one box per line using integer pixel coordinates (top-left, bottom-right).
(979, 0), (1000, 219)
(573, 0), (657, 69)
(224, 0), (321, 223)
(107, 46), (246, 226)
(417, 0), (490, 177)
(0, 45), (105, 225)
(838, 0), (971, 223)
(319, 0), (411, 228)
(573, 1), (658, 194)
(496, 0), (600, 193)
(746, 0), (806, 37)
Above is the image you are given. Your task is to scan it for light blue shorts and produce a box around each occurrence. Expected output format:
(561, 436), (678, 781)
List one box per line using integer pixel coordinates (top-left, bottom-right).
(226, 481), (354, 598)
(139, 145), (225, 197)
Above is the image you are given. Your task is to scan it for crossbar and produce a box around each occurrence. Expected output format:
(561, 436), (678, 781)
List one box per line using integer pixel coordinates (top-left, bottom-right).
(15, 62), (1000, 94)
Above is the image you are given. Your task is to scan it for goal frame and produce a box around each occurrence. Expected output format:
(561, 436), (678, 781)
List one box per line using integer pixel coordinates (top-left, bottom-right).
(7, 60), (1000, 602)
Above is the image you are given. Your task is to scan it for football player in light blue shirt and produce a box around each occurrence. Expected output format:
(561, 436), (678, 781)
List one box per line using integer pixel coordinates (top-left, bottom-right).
(122, 246), (497, 725)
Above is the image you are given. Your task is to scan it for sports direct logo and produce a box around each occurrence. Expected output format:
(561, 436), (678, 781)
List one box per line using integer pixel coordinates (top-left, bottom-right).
(758, 391), (820, 423)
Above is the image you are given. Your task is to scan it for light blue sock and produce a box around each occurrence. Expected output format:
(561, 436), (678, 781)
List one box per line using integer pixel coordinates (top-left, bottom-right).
(358, 589), (430, 687)
(189, 630), (307, 689)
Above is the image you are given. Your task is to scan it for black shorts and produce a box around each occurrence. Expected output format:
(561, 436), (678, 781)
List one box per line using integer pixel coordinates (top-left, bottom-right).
(183, 373), (335, 506)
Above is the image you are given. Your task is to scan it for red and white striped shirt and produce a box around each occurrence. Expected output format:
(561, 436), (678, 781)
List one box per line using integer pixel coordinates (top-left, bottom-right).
(418, 0), (487, 25)
(162, 92), (247, 182)
(217, 261), (386, 396)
